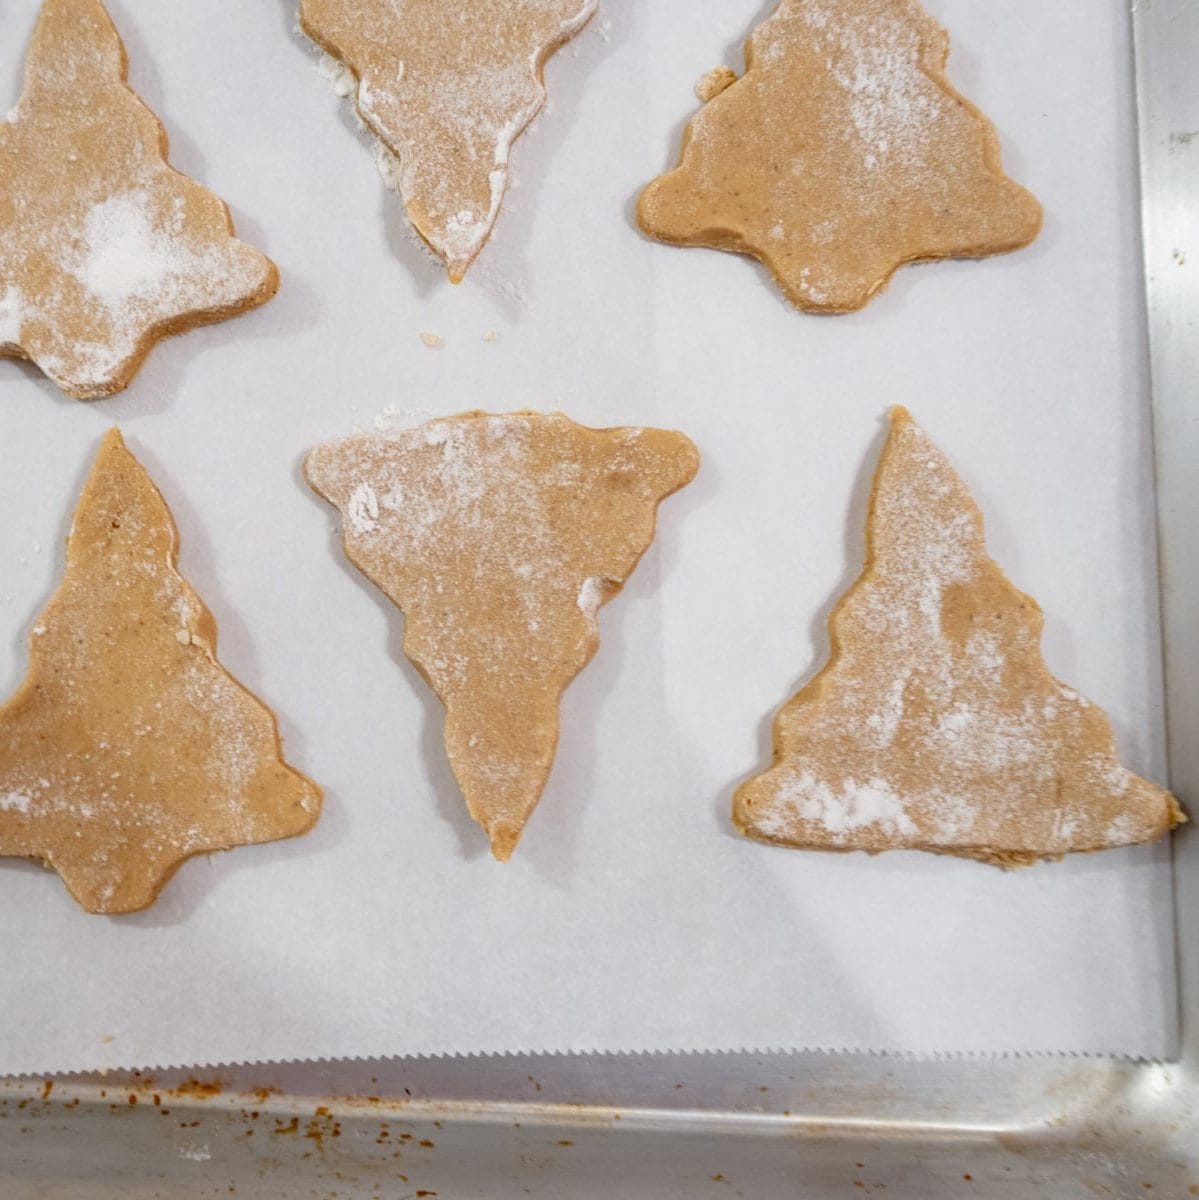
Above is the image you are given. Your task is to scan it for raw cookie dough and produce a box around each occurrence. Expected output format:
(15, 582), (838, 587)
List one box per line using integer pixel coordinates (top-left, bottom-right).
(734, 408), (1184, 866)
(0, 430), (322, 914)
(0, 0), (278, 399)
(305, 411), (698, 860)
(638, 0), (1042, 313)
(298, 0), (597, 282)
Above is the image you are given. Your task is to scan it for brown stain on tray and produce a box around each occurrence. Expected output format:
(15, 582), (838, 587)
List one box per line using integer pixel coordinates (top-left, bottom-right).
(169, 1076), (224, 1099)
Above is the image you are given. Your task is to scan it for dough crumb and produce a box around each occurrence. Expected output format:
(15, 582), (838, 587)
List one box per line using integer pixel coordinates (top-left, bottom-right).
(695, 65), (737, 102)
(420, 332), (444, 349)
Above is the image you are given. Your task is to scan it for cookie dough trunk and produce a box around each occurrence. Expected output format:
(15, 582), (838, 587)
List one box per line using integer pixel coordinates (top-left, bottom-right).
(444, 693), (560, 860)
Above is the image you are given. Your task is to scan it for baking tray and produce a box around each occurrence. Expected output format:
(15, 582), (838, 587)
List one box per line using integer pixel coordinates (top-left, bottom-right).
(1, 0), (1196, 1194)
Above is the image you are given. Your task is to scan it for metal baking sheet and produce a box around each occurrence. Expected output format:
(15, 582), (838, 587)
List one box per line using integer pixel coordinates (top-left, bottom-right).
(2, 0), (1197, 1192)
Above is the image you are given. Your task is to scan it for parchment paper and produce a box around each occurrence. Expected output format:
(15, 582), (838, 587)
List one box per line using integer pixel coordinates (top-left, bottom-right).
(0, 0), (1176, 1074)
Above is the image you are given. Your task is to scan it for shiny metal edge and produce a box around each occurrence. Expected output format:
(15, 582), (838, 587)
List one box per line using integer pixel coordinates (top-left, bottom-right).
(2, 1), (1197, 1195)
(0, 1050), (1195, 1196)
(1136, 0), (1199, 1113)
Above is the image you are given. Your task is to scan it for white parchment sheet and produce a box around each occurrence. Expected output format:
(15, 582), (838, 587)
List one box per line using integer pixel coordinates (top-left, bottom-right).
(0, 0), (1176, 1073)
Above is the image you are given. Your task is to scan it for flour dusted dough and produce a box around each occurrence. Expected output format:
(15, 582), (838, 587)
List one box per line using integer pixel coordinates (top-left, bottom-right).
(0, 431), (321, 914)
(734, 408), (1183, 865)
(638, 0), (1042, 313)
(0, 0), (277, 399)
(299, 0), (597, 282)
(305, 411), (698, 860)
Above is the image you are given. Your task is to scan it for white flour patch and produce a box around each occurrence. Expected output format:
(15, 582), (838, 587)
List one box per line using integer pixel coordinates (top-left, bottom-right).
(317, 52), (357, 100)
(0, 284), (25, 346)
(347, 482), (380, 535)
(0, 791), (33, 815)
(763, 769), (917, 842)
(577, 576), (607, 625)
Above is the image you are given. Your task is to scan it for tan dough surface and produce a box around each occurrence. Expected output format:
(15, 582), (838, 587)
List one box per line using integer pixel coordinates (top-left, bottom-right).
(734, 408), (1184, 865)
(638, 0), (1042, 313)
(305, 411), (698, 860)
(298, 0), (596, 282)
(0, 0), (277, 399)
(0, 431), (322, 914)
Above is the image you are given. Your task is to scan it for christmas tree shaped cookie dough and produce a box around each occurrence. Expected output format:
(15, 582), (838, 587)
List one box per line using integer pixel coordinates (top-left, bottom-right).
(0, 0), (278, 399)
(734, 408), (1184, 866)
(638, 0), (1042, 313)
(0, 431), (321, 914)
(298, 0), (597, 282)
(305, 411), (698, 859)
